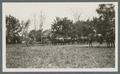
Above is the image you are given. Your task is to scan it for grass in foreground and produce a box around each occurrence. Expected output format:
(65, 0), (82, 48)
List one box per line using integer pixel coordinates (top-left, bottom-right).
(6, 44), (115, 68)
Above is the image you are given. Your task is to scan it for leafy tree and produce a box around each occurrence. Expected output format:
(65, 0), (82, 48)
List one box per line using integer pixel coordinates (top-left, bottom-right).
(73, 20), (92, 38)
(51, 17), (73, 39)
(72, 20), (95, 44)
(29, 30), (36, 38)
(95, 4), (115, 37)
(6, 15), (22, 43)
(28, 29), (43, 42)
(35, 30), (42, 42)
(21, 20), (31, 40)
(6, 15), (31, 44)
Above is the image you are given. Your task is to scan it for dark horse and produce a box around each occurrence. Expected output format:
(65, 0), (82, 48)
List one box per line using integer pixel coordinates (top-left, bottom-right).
(95, 34), (104, 47)
(105, 29), (115, 48)
(88, 33), (95, 47)
(88, 33), (104, 48)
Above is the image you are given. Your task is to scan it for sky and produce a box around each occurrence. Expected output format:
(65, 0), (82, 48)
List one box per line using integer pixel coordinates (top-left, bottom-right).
(3, 2), (116, 31)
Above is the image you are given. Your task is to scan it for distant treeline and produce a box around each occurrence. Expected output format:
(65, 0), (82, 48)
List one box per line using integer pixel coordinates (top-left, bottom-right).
(6, 4), (115, 45)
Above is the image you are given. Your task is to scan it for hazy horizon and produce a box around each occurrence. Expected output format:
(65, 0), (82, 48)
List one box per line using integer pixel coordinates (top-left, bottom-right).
(3, 2), (116, 31)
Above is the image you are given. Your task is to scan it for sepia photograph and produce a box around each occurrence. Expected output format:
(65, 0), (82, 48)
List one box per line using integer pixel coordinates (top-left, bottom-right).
(2, 2), (118, 72)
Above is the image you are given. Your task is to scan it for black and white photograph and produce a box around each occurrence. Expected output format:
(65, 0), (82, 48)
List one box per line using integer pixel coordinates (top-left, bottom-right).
(2, 2), (118, 72)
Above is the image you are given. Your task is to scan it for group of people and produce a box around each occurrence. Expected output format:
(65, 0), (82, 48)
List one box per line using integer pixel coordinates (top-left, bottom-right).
(88, 30), (115, 48)
(24, 28), (115, 48)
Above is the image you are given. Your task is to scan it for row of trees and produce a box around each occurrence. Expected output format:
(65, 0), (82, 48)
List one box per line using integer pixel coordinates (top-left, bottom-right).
(51, 4), (115, 44)
(6, 4), (115, 44)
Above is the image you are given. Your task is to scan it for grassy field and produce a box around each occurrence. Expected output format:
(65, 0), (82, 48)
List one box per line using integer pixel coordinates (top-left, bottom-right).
(6, 44), (115, 68)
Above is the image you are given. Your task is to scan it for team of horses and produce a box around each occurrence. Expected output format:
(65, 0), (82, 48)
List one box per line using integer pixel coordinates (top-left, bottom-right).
(88, 33), (115, 48)
(24, 29), (115, 48)
(87, 29), (115, 48)
(24, 33), (115, 48)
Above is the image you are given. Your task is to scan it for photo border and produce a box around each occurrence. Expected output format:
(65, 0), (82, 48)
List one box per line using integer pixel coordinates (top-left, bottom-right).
(1, 1), (119, 73)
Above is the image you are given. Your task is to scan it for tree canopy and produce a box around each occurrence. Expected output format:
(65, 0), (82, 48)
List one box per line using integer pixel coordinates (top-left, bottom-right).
(6, 4), (115, 44)
(93, 4), (115, 36)
(6, 15), (31, 43)
(51, 17), (73, 39)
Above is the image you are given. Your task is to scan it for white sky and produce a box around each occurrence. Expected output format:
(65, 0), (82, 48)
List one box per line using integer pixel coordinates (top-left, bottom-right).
(3, 2), (116, 31)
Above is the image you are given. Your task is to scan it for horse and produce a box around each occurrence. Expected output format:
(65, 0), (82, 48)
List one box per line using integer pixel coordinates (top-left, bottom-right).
(95, 34), (104, 47)
(87, 33), (104, 48)
(88, 33), (95, 47)
(105, 31), (115, 48)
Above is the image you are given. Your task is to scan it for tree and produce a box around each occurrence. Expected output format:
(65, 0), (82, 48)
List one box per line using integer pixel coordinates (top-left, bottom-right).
(39, 11), (46, 30)
(95, 4), (115, 37)
(33, 14), (37, 30)
(73, 21), (91, 38)
(51, 17), (73, 39)
(72, 19), (95, 44)
(38, 11), (46, 43)
(21, 19), (31, 41)
(35, 30), (42, 42)
(6, 15), (22, 43)
(29, 30), (36, 38)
